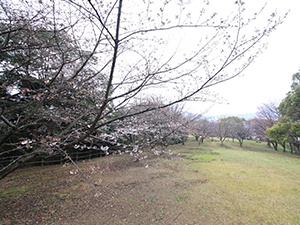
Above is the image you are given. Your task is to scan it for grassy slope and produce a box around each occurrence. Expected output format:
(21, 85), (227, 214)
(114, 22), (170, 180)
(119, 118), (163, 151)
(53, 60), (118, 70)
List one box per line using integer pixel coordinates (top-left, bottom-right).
(1, 139), (300, 225)
(174, 140), (300, 224)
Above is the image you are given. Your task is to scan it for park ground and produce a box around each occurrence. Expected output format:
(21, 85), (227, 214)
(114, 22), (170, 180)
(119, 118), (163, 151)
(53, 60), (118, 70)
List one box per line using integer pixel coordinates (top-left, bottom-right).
(1, 139), (300, 225)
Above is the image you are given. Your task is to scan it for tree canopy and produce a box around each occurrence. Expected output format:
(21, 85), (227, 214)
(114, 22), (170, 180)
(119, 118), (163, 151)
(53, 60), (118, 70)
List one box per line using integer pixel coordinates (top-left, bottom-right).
(279, 73), (300, 121)
(266, 72), (300, 154)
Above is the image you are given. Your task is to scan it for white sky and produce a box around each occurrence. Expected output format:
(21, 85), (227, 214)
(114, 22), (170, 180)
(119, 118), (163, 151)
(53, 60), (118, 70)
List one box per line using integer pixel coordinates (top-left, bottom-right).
(186, 0), (300, 117)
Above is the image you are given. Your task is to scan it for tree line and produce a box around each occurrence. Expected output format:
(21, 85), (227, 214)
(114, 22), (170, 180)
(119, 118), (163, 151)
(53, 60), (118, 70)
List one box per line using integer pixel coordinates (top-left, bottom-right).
(190, 73), (300, 155)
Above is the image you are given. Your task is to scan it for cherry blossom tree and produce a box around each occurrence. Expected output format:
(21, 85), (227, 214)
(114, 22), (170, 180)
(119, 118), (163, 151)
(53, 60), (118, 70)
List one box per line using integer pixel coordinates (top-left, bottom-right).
(248, 102), (281, 148)
(0, 0), (286, 179)
(118, 99), (188, 145)
(215, 117), (231, 145)
(189, 117), (213, 144)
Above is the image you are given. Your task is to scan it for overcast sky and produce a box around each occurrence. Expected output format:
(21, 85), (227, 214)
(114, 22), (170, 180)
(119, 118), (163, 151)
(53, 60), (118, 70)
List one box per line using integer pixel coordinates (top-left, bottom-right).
(186, 0), (300, 118)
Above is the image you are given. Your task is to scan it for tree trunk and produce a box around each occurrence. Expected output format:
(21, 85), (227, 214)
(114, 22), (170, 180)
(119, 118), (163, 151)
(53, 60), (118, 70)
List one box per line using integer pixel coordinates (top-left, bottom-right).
(239, 139), (243, 147)
(271, 141), (278, 151)
(281, 142), (286, 152)
(289, 142), (294, 154)
(267, 139), (271, 148)
(220, 138), (225, 146)
(296, 143), (300, 155)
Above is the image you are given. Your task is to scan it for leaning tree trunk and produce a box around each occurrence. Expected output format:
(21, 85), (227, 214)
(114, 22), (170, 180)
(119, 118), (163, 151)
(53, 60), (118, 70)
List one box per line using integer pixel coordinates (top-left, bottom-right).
(271, 141), (278, 151)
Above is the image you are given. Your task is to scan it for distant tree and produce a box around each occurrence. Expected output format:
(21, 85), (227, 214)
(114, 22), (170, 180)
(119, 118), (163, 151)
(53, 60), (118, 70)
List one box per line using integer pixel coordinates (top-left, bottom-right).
(216, 116), (248, 147)
(266, 117), (290, 151)
(247, 118), (267, 140)
(231, 117), (249, 147)
(189, 118), (212, 144)
(216, 117), (231, 146)
(249, 102), (281, 148)
(114, 98), (189, 148)
(257, 102), (281, 122)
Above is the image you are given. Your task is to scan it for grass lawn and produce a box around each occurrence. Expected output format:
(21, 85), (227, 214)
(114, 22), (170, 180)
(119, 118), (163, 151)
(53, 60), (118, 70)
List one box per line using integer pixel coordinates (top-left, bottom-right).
(1, 138), (300, 224)
(173, 139), (300, 224)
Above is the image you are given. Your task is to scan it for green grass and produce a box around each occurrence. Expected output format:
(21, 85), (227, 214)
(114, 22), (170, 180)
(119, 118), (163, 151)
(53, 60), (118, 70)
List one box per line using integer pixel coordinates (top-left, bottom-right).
(172, 139), (300, 224)
(0, 185), (33, 197)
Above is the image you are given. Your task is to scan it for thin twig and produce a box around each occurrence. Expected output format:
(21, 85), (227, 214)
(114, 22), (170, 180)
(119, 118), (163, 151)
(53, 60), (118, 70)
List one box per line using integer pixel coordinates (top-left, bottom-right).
(174, 212), (181, 221)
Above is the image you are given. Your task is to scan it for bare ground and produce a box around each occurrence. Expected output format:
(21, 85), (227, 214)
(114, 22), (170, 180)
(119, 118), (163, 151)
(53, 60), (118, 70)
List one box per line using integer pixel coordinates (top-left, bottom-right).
(0, 152), (209, 225)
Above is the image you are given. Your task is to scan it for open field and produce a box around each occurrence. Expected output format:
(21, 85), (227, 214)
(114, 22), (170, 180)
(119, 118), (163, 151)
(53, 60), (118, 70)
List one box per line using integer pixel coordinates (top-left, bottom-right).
(1, 139), (300, 224)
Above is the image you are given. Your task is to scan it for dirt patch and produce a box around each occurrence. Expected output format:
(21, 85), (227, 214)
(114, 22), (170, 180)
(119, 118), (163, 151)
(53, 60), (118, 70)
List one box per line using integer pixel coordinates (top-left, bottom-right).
(0, 153), (208, 225)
